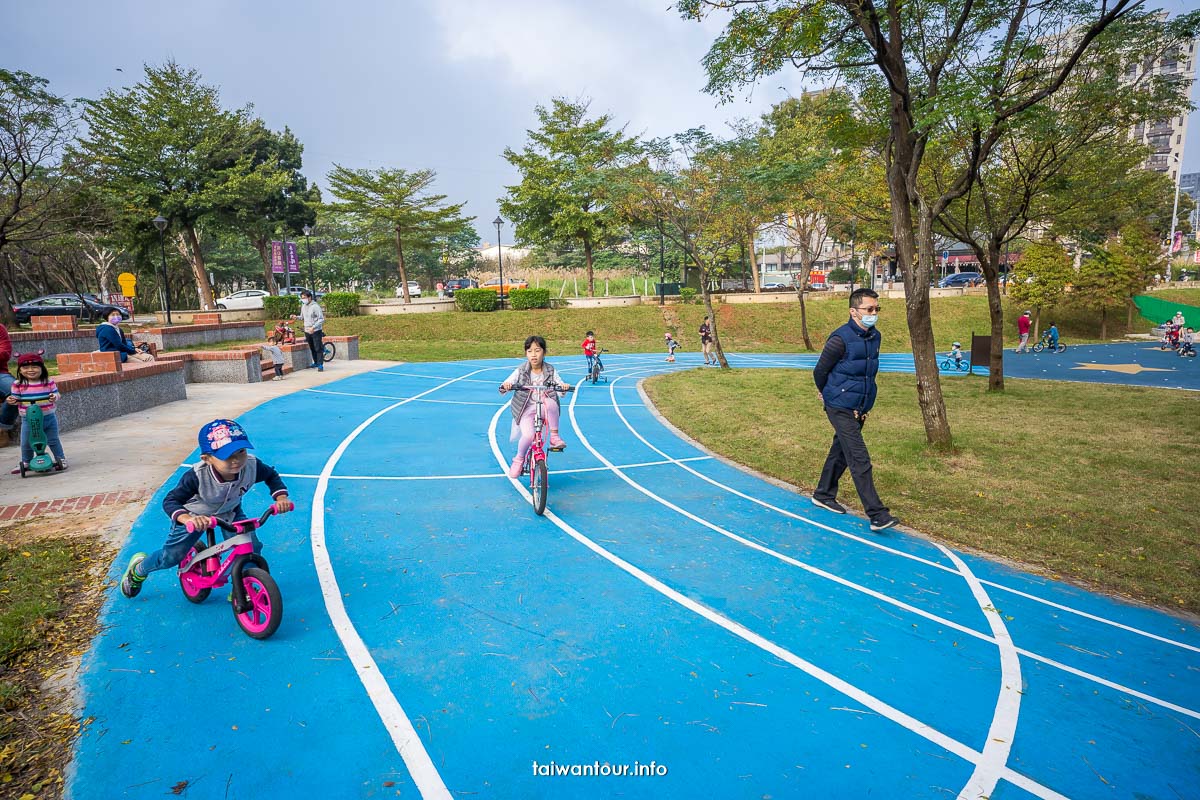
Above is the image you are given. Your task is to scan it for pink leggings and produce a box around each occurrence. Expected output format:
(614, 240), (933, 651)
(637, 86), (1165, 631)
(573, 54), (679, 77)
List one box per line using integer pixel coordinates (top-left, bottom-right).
(515, 399), (560, 457)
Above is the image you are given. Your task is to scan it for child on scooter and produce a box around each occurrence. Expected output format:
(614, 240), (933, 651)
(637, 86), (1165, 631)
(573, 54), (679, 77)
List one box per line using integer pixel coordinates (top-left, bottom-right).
(120, 418), (293, 598)
(5, 352), (67, 474)
(498, 336), (572, 478)
(665, 332), (680, 362)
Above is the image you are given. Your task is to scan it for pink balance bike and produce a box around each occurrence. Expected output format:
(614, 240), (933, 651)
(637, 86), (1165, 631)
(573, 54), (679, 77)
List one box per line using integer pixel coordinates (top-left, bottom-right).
(512, 382), (574, 516)
(178, 507), (284, 639)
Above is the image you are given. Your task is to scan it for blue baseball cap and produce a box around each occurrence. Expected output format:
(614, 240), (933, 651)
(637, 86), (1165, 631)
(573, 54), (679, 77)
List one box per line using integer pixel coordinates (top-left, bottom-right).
(198, 419), (253, 459)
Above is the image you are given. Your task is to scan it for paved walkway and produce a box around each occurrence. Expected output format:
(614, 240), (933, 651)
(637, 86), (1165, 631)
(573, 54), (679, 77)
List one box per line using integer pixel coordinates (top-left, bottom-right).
(0, 360), (395, 510)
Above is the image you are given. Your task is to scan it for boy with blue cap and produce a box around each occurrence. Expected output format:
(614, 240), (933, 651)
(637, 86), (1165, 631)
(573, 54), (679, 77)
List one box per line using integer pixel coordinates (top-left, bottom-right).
(120, 419), (293, 598)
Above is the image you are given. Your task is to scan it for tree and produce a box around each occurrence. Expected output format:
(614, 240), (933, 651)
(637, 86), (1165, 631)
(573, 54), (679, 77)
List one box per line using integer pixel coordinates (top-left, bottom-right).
(681, 0), (1199, 447)
(76, 62), (284, 310)
(325, 166), (472, 302)
(1007, 239), (1074, 340)
(501, 98), (640, 297)
(0, 69), (82, 326)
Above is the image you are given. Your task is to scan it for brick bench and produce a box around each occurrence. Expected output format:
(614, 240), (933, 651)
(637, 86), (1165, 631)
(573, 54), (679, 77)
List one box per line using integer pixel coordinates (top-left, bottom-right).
(52, 357), (186, 431)
(324, 335), (360, 360)
(136, 313), (266, 352)
(157, 349), (264, 383)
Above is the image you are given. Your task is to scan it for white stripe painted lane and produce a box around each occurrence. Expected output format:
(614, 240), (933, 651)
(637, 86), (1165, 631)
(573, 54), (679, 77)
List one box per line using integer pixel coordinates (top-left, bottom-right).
(277, 456), (713, 483)
(310, 368), (502, 800)
(619, 375), (1200, 655)
(487, 396), (1068, 800)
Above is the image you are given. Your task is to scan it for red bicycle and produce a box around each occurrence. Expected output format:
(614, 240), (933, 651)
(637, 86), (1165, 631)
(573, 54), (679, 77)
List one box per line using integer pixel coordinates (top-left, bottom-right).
(510, 382), (573, 515)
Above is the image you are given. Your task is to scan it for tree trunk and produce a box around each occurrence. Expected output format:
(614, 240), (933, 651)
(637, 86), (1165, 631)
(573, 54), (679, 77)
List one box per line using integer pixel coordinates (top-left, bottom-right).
(584, 238), (595, 298)
(253, 236), (279, 294)
(1100, 307), (1107, 340)
(396, 227), (411, 303)
(1033, 308), (1041, 341)
(0, 262), (18, 328)
(697, 257), (729, 368)
(977, 241), (1006, 391)
(1126, 299), (1134, 330)
(180, 225), (216, 310)
(747, 232), (762, 294)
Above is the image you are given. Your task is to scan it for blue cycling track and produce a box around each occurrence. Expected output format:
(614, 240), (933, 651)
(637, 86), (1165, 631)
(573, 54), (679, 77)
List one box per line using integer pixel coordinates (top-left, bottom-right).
(71, 349), (1199, 799)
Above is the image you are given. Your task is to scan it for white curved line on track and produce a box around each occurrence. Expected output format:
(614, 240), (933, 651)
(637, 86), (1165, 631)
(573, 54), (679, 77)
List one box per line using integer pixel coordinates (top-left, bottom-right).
(310, 367), (503, 800)
(485, 397), (1067, 800)
(570, 368), (1200, 720)
(616, 370), (1200, 656)
(276, 456), (712, 482)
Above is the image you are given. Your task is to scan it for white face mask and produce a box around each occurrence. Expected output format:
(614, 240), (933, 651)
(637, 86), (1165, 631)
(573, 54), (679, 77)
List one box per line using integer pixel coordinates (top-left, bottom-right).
(301, 298), (310, 305)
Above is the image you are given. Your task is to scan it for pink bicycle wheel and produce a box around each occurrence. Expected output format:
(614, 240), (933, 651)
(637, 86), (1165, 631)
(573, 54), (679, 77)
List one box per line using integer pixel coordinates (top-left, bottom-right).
(233, 567), (283, 640)
(178, 548), (211, 603)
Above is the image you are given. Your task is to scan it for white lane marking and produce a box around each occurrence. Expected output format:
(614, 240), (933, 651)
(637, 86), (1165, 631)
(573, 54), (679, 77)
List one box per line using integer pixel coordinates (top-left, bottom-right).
(304, 386), (646, 408)
(618, 376), (1200, 655)
(487, 398), (1067, 800)
(311, 370), (503, 800)
(574, 370), (1200, 719)
(276, 456), (713, 483)
(937, 544), (1022, 800)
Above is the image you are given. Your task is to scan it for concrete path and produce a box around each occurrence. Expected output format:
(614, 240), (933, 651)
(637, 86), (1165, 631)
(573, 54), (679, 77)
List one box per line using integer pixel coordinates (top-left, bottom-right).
(0, 360), (395, 507)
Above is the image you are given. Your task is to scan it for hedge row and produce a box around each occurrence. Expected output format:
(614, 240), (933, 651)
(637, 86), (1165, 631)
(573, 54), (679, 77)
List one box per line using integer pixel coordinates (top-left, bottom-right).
(263, 295), (299, 318)
(322, 292), (360, 317)
(508, 288), (551, 310)
(455, 288), (498, 312)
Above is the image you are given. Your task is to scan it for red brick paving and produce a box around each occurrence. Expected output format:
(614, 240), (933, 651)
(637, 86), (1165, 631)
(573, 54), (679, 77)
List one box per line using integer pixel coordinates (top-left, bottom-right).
(0, 489), (150, 523)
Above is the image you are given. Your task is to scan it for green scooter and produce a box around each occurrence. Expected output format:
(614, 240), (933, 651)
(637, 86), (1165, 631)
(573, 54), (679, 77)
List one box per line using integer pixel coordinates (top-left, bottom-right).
(19, 405), (61, 477)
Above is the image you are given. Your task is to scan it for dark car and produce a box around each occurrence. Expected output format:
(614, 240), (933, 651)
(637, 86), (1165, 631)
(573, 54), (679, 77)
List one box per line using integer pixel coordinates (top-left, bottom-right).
(937, 271), (983, 288)
(442, 277), (479, 297)
(12, 293), (131, 325)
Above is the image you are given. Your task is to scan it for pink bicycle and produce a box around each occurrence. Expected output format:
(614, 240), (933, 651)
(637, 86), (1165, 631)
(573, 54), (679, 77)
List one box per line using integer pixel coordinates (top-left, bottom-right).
(511, 382), (574, 516)
(178, 507), (284, 639)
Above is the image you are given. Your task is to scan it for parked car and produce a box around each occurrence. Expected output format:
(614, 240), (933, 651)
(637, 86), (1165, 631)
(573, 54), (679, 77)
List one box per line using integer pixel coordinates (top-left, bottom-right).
(761, 282), (789, 290)
(481, 277), (529, 295)
(280, 286), (325, 299)
(442, 277), (479, 297)
(214, 289), (270, 310)
(395, 281), (422, 298)
(12, 293), (131, 325)
(937, 271), (983, 288)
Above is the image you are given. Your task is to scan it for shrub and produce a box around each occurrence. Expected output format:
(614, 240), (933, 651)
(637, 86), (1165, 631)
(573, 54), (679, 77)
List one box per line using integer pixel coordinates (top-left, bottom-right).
(455, 288), (498, 312)
(680, 287), (698, 305)
(509, 288), (551, 310)
(263, 295), (299, 319)
(322, 292), (360, 317)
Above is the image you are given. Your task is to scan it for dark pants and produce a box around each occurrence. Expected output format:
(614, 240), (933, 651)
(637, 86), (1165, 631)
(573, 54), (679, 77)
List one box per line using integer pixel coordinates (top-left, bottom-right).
(815, 406), (889, 521)
(305, 329), (325, 366)
(140, 518), (263, 576)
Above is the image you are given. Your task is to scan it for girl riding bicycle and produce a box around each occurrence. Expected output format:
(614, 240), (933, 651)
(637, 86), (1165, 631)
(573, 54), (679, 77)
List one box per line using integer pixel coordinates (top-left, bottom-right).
(498, 336), (572, 478)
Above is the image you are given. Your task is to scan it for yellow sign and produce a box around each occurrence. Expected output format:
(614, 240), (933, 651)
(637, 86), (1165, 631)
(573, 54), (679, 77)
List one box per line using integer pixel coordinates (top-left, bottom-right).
(117, 272), (137, 298)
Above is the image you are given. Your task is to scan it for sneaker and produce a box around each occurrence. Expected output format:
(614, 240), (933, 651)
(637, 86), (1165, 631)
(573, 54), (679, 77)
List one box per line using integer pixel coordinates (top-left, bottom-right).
(317, 365), (324, 372)
(508, 456), (525, 479)
(54, 459), (68, 472)
(870, 514), (899, 532)
(811, 496), (846, 514)
(120, 553), (147, 598)
(10, 463), (27, 475)
(548, 435), (566, 452)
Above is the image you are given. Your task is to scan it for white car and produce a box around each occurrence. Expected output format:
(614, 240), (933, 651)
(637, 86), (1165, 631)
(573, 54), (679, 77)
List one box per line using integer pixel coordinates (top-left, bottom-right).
(215, 289), (269, 310)
(395, 281), (422, 298)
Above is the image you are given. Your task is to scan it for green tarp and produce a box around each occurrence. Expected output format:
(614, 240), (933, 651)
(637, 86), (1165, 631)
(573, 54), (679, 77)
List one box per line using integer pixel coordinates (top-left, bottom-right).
(1133, 294), (1200, 327)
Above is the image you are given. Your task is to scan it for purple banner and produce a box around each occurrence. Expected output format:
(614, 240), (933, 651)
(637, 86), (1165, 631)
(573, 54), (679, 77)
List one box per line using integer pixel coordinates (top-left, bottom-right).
(285, 241), (300, 274)
(271, 240), (284, 274)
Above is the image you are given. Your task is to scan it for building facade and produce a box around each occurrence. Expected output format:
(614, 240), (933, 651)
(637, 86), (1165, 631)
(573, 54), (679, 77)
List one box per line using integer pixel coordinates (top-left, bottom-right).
(1127, 35), (1199, 189)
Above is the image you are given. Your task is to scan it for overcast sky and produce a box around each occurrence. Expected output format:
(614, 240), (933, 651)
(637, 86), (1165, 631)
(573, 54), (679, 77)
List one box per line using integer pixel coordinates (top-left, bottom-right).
(10, 0), (1200, 243)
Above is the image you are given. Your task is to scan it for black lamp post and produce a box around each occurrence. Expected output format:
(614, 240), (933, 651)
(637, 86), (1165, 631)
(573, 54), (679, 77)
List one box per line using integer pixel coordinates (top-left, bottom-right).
(493, 215), (505, 309)
(152, 215), (172, 325)
(658, 224), (665, 306)
(302, 224), (315, 293)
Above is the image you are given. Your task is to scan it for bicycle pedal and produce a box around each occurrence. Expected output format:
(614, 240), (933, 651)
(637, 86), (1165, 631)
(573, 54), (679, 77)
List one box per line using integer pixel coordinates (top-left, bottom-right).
(548, 445), (565, 452)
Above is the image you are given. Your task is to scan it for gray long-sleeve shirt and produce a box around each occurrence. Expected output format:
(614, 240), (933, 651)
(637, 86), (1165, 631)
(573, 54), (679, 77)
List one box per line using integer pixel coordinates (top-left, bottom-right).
(299, 301), (325, 332)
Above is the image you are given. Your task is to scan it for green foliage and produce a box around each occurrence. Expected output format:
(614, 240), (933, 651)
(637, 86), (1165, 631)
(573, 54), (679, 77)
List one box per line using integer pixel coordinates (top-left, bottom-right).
(1008, 240), (1073, 313)
(455, 288), (497, 312)
(680, 287), (698, 304)
(264, 294), (299, 318)
(322, 292), (360, 317)
(508, 287), (551, 310)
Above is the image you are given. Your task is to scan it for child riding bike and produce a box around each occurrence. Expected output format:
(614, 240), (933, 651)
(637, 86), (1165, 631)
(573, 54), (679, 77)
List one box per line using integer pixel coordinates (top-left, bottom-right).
(120, 418), (293, 599)
(498, 336), (571, 478)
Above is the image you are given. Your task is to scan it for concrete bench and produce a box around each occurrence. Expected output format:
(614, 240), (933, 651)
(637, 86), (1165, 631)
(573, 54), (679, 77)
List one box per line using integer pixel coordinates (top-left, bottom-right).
(9, 315), (111, 361)
(156, 349), (265, 383)
(324, 335), (360, 360)
(136, 313), (266, 352)
(52, 352), (186, 431)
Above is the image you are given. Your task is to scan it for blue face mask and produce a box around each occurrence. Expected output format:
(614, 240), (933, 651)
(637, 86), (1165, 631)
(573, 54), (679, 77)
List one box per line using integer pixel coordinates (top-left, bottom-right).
(860, 314), (878, 328)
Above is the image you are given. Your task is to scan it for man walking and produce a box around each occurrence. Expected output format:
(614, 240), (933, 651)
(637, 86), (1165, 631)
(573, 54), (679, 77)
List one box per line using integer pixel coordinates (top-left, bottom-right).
(810, 288), (898, 532)
(299, 290), (326, 372)
(1016, 310), (1032, 353)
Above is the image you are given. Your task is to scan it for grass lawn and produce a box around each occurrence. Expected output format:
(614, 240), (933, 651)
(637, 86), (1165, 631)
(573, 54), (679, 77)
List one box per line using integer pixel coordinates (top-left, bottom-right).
(326, 294), (1162, 362)
(644, 369), (1200, 614)
(1149, 287), (1200, 307)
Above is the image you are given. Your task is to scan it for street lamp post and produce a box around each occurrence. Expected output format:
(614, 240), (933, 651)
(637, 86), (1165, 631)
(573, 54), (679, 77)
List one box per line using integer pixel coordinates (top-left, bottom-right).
(658, 224), (665, 306)
(493, 216), (505, 310)
(1167, 154), (1182, 282)
(152, 215), (172, 325)
(302, 224), (315, 294)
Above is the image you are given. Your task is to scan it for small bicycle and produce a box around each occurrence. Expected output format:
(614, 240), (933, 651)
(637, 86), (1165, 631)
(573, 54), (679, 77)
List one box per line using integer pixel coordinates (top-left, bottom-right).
(1031, 333), (1066, 354)
(939, 356), (969, 372)
(590, 349), (609, 384)
(178, 507), (284, 640)
(322, 340), (336, 362)
(509, 382), (574, 516)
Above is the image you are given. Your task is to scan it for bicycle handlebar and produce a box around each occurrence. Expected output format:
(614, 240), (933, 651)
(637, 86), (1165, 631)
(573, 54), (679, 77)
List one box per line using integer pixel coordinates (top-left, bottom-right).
(186, 506), (278, 534)
(511, 383), (575, 393)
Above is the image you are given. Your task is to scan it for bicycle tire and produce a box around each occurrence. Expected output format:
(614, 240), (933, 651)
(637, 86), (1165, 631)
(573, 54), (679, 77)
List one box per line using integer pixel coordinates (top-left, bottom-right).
(531, 460), (548, 516)
(179, 547), (211, 603)
(1055, 344), (1066, 353)
(322, 342), (336, 362)
(939, 359), (952, 370)
(1032, 342), (1044, 353)
(233, 567), (283, 640)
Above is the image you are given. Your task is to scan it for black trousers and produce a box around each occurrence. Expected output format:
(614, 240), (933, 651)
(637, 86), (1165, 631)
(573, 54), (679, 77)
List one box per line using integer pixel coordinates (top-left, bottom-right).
(814, 406), (889, 520)
(305, 329), (325, 366)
